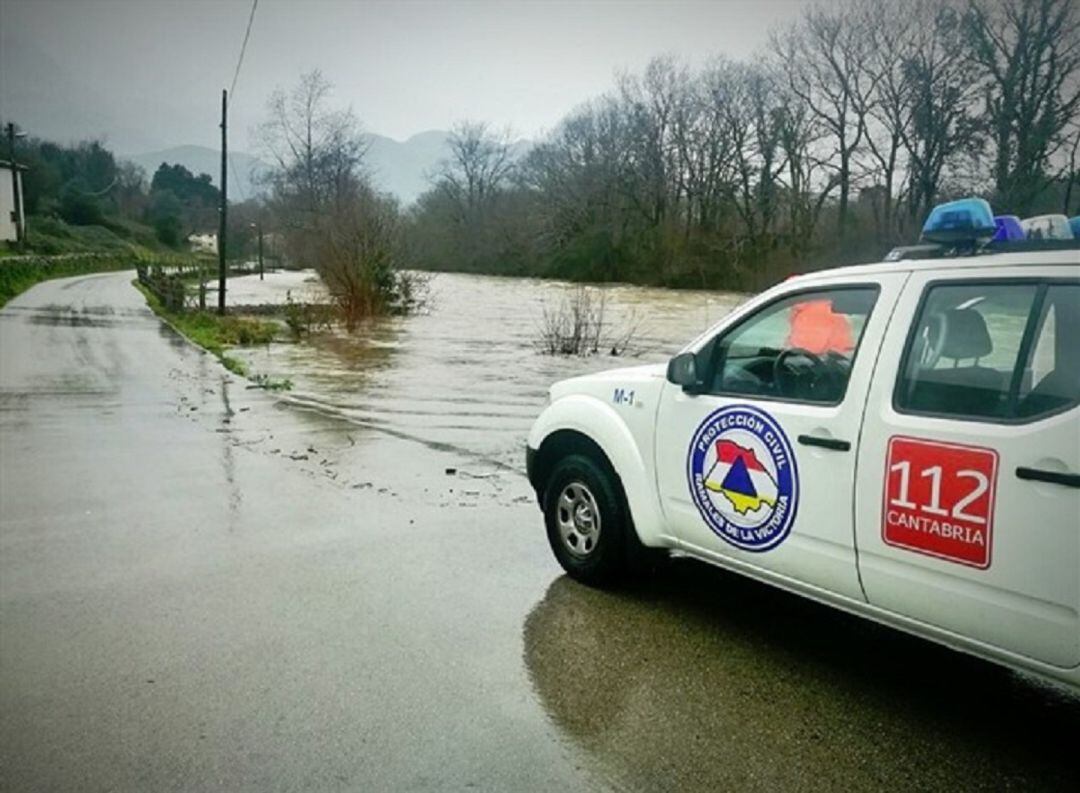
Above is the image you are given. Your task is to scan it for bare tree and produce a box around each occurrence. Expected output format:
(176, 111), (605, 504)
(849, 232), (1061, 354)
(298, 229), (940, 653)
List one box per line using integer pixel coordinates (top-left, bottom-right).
(617, 57), (686, 228)
(964, 0), (1080, 213)
(726, 64), (787, 251)
(1063, 119), (1080, 213)
(772, 4), (877, 237)
(256, 71), (416, 324)
(856, 0), (919, 239)
(258, 70), (368, 230)
(672, 60), (736, 238)
(405, 0), (1078, 292)
(898, 1), (982, 221)
(522, 98), (637, 280)
(114, 161), (148, 218)
(774, 82), (837, 256)
(435, 120), (516, 221)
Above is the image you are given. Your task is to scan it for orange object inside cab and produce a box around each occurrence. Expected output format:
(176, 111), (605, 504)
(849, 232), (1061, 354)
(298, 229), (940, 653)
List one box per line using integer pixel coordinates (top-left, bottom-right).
(787, 300), (855, 355)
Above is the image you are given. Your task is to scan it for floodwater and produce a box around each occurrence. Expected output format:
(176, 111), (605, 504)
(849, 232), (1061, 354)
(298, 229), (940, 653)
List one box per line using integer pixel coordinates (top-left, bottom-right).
(231, 271), (746, 468)
(3, 272), (1078, 791)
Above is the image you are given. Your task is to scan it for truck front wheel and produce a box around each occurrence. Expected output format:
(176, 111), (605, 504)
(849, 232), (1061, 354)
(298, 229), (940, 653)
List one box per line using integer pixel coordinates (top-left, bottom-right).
(543, 454), (639, 586)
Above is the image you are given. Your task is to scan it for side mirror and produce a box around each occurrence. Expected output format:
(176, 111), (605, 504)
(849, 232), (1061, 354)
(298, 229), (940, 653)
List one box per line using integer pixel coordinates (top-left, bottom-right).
(667, 351), (705, 392)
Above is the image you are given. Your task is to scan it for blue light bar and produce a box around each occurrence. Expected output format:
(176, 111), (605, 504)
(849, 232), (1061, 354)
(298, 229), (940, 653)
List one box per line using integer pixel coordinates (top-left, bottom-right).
(921, 198), (997, 245)
(992, 215), (1024, 242)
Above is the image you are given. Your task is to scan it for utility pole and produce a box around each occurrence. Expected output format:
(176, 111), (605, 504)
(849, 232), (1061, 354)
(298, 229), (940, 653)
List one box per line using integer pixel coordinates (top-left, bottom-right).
(5, 122), (25, 253)
(257, 221), (264, 280)
(218, 89), (228, 315)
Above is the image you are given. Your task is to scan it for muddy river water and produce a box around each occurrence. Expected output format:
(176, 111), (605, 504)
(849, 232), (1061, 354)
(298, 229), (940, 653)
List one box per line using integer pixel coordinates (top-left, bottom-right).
(232, 271), (746, 468)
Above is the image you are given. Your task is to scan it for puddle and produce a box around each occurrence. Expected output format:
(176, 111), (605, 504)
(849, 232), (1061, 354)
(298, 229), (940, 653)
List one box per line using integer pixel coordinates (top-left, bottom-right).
(524, 564), (1080, 792)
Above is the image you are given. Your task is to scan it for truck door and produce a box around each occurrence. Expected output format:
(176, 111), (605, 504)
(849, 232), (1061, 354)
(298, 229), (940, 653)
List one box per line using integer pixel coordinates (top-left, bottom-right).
(654, 275), (906, 600)
(855, 268), (1080, 667)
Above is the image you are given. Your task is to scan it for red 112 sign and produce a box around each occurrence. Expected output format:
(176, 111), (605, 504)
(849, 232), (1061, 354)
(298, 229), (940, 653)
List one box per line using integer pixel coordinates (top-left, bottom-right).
(882, 437), (999, 569)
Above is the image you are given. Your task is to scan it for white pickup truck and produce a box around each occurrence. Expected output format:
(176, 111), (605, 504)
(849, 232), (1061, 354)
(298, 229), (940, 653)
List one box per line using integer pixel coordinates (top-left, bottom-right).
(526, 199), (1080, 690)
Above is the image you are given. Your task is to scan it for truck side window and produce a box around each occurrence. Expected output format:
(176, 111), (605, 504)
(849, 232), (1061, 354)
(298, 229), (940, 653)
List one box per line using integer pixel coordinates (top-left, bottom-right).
(896, 281), (1080, 421)
(708, 287), (878, 404)
(1016, 284), (1080, 419)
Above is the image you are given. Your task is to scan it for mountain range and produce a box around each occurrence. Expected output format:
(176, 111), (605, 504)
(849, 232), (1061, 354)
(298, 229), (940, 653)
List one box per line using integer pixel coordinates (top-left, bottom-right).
(124, 131), (529, 207)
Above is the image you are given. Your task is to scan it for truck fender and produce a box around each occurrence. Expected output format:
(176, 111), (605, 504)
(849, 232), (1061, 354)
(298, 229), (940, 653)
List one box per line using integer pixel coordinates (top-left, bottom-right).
(527, 394), (671, 548)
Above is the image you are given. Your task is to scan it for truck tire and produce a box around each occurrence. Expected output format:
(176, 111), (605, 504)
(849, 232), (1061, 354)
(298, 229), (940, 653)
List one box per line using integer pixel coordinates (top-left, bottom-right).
(543, 453), (643, 586)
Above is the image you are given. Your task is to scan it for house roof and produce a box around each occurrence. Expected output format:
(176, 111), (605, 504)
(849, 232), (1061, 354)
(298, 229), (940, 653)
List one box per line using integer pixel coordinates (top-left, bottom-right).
(0, 160), (29, 171)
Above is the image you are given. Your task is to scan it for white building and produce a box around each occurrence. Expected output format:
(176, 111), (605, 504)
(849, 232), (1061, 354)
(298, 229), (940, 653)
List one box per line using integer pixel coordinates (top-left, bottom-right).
(188, 232), (218, 254)
(0, 161), (26, 243)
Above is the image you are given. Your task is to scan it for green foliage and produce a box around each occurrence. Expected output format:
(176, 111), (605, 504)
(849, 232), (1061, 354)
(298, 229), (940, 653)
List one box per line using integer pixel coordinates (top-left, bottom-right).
(147, 163), (220, 246)
(220, 355), (248, 377)
(0, 126), (232, 257)
(101, 215), (162, 250)
(153, 213), (184, 247)
(250, 373), (293, 391)
(59, 182), (105, 226)
(0, 128), (197, 258)
(150, 163), (220, 207)
(137, 286), (276, 350)
(20, 216), (166, 257)
(134, 280), (276, 366)
(15, 139), (118, 218)
(283, 290), (335, 338)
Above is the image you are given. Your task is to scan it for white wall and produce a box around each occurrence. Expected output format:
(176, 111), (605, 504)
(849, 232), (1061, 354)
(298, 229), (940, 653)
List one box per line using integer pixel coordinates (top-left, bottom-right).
(0, 166), (24, 243)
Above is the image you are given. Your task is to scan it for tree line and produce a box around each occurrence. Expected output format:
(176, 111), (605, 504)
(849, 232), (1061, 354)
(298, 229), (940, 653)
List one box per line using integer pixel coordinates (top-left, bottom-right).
(2, 130), (268, 256)
(409, 0), (1080, 291)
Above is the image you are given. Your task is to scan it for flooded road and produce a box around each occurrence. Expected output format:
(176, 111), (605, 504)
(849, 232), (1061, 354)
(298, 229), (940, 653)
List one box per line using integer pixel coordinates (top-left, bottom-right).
(232, 271), (744, 468)
(1, 272), (1078, 792)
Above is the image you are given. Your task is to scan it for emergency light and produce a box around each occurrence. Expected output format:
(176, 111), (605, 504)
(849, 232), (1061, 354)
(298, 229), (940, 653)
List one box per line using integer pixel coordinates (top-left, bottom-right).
(992, 215), (1024, 242)
(1021, 214), (1074, 241)
(920, 198), (996, 245)
(889, 199), (1080, 261)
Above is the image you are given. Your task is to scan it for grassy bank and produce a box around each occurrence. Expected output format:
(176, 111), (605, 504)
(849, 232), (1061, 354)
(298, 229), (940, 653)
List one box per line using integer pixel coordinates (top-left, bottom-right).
(0, 217), (177, 261)
(0, 253), (143, 308)
(133, 281), (279, 380)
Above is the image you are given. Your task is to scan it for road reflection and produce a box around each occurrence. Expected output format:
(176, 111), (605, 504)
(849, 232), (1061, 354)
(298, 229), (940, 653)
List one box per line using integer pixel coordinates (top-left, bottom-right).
(523, 560), (1079, 792)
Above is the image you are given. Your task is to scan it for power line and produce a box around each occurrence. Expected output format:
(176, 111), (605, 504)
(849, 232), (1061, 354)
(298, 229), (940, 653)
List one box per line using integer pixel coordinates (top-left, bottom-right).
(225, 0), (258, 202)
(227, 0), (259, 108)
(229, 153), (247, 202)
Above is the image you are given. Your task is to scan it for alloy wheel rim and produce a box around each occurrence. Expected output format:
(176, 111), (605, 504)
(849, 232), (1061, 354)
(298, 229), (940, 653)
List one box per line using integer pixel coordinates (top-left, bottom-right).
(556, 481), (602, 558)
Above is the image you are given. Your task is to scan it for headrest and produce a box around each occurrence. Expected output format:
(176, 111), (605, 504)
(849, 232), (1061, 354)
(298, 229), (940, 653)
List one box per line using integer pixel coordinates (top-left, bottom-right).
(941, 308), (992, 359)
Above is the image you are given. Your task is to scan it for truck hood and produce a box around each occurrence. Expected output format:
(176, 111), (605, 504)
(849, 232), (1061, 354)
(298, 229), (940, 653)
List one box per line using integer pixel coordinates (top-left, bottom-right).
(549, 362), (668, 402)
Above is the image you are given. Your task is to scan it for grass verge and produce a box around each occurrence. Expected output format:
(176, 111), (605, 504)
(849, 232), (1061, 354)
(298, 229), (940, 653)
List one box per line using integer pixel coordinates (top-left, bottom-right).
(0, 253), (139, 308)
(133, 280), (279, 382)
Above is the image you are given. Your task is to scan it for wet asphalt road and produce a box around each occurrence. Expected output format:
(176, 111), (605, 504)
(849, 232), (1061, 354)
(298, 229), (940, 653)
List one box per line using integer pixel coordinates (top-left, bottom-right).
(1, 272), (1079, 792)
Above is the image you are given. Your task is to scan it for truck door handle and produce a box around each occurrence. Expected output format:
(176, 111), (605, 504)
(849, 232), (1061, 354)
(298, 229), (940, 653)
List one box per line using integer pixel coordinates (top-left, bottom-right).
(797, 435), (850, 452)
(1015, 467), (1080, 488)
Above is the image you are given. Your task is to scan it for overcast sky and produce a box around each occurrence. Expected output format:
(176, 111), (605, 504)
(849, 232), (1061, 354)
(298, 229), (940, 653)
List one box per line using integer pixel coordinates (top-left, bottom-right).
(1, 0), (807, 154)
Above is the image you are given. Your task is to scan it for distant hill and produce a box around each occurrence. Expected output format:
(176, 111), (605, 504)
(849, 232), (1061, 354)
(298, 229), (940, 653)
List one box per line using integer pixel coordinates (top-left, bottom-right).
(125, 131), (531, 207)
(364, 131), (450, 205)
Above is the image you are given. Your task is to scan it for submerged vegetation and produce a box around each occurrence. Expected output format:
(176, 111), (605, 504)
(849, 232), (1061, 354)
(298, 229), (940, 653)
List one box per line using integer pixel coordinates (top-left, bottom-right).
(537, 286), (641, 357)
